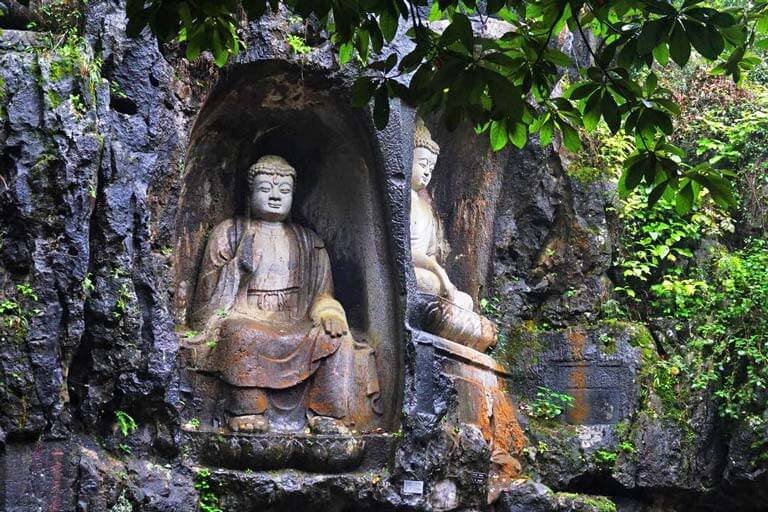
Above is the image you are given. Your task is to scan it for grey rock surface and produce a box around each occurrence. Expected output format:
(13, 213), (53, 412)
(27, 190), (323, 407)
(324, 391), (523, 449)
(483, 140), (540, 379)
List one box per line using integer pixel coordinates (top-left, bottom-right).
(0, 1), (766, 511)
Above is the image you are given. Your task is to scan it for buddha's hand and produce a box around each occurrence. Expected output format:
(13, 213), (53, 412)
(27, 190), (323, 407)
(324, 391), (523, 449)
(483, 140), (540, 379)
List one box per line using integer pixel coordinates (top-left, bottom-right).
(315, 309), (349, 338)
(443, 283), (458, 303)
(320, 310), (349, 338)
(311, 296), (349, 338)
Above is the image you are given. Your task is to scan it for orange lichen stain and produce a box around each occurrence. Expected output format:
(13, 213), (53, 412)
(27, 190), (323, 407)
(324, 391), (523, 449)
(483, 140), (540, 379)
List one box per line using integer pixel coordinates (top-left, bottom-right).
(492, 387), (526, 456)
(488, 385), (526, 504)
(566, 328), (590, 424)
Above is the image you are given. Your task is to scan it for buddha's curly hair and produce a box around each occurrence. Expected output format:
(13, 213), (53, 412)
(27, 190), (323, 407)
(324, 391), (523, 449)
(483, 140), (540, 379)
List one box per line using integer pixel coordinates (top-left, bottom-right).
(247, 155), (296, 188)
(413, 117), (440, 155)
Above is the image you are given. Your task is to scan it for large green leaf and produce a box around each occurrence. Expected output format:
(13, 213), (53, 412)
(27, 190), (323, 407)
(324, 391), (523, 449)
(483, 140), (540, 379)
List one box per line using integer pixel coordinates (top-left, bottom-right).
(490, 120), (509, 151)
(683, 19), (724, 60)
(669, 22), (691, 66)
(373, 85), (390, 130)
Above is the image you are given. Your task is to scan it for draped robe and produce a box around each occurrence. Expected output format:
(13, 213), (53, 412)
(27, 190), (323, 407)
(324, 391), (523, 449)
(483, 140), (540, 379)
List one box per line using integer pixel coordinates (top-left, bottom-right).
(191, 216), (380, 422)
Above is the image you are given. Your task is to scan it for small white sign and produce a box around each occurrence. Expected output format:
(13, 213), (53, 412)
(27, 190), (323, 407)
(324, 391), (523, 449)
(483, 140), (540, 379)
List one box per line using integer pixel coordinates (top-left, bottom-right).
(402, 480), (424, 495)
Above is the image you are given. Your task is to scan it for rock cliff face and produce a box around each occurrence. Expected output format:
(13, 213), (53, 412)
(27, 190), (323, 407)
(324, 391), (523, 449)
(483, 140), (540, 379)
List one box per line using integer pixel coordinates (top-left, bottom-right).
(0, 2), (766, 511)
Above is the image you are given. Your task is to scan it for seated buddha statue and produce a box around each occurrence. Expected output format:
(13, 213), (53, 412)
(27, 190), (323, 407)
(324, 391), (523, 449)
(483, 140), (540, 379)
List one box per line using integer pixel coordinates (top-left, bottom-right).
(189, 155), (380, 434)
(410, 119), (497, 352)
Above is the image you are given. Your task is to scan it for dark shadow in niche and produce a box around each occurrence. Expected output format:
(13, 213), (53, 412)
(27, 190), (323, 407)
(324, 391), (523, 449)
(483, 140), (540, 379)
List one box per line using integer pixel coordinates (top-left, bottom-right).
(173, 61), (401, 432)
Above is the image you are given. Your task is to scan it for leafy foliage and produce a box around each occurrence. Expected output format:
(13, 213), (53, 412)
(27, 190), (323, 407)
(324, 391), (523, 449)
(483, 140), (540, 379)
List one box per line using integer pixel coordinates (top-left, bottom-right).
(194, 469), (223, 512)
(657, 240), (768, 425)
(115, 410), (138, 437)
(28, 0), (87, 34)
(613, 189), (725, 312)
(593, 448), (618, 467)
(528, 386), (575, 419)
(0, 284), (39, 335)
(122, 0), (768, 210)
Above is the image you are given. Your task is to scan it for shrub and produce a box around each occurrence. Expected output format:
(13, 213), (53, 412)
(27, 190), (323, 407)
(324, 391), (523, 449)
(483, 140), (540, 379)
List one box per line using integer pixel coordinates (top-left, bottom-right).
(528, 387), (575, 420)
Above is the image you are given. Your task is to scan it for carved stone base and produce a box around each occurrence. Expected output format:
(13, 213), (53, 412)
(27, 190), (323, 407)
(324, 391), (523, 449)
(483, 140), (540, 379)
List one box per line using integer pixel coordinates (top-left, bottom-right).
(413, 330), (526, 502)
(181, 429), (394, 473)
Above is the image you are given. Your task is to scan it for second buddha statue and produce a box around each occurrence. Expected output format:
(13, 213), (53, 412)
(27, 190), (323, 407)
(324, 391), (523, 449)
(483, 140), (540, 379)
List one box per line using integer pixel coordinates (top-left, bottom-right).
(410, 119), (498, 353)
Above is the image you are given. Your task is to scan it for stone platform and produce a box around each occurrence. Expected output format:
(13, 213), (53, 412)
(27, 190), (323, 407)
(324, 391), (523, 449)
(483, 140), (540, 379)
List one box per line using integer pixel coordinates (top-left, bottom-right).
(181, 429), (395, 473)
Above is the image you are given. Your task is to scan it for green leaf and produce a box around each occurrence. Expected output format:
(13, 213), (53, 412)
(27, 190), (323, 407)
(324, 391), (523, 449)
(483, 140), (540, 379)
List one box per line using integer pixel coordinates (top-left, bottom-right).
(669, 22), (691, 66)
(380, 9), (399, 42)
(490, 120), (508, 151)
(652, 42), (669, 66)
(567, 81), (600, 100)
(399, 46), (425, 72)
(540, 118), (554, 146)
(356, 28), (370, 61)
(559, 122), (581, 152)
(644, 72), (658, 95)
(683, 19), (724, 60)
(487, 0), (505, 14)
(648, 180), (669, 206)
(373, 85), (390, 130)
(351, 77), (377, 108)
(338, 41), (354, 65)
(544, 48), (572, 66)
(508, 122), (527, 149)
(485, 70), (524, 119)
(442, 13), (473, 52)
(637, 18), (669, 56)
(369, 22), (384, 52)
(601, 93), (621, 134)
(212, 27), (228, 67)
(675, 181), (694, 214)
(695, 172), (735, 207)
(624, 158), (646, 192)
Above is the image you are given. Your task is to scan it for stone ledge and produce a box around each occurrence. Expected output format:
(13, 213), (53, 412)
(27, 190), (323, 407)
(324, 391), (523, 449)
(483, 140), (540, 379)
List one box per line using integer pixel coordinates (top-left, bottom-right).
(0, 29), (47, 51)
(413, 328), (510, 377)
(181, 429), (395, 473)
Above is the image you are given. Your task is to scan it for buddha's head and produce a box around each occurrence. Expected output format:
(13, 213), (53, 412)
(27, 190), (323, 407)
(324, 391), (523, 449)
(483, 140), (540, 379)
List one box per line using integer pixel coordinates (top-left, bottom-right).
(411, 118), (440, 192)
(247, 155), (296, 221)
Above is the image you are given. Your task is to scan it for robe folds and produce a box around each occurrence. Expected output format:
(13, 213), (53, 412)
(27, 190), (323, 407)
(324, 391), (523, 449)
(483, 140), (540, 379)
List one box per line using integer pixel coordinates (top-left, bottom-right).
(190, 216), (381, 422)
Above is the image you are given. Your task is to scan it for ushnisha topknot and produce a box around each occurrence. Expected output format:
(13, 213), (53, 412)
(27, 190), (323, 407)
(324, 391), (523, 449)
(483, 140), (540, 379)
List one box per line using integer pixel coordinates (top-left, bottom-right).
(413, 117), (440, 155)
(248, 155), (297, 185)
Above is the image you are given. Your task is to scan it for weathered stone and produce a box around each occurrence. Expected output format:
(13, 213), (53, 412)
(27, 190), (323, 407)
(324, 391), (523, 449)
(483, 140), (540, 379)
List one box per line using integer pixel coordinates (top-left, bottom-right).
(181, 429), (394, 473)
(503, 323), (645, 427)
(491, 143), (613, 328)
(1, 1), (767, 510)
(495, 480), (618, 512)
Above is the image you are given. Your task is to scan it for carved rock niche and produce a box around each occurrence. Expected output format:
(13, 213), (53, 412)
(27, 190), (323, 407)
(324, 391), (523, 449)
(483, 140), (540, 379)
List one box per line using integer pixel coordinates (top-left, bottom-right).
(173, 63), (401, 472)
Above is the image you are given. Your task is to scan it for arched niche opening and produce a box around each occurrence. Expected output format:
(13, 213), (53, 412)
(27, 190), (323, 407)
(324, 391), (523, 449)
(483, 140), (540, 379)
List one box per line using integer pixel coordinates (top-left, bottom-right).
(174, 61), (400, 432)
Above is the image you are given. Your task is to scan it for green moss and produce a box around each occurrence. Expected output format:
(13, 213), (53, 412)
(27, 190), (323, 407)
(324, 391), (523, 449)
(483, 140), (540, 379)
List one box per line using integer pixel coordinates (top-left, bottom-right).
(494, 321), (545, 368)
(554, 492), (617, 512)
(526, 418), (586, 469)
(581, 496), (618, 512)
(566, 165), (613, 185)
(46, 89), (62, 108)
(49, 59), (70, 82)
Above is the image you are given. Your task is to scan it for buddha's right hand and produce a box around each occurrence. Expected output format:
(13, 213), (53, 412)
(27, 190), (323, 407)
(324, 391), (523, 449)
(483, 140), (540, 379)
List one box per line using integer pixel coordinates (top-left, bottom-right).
(320, 312), (348, 338)
(310, 295), (350, 338)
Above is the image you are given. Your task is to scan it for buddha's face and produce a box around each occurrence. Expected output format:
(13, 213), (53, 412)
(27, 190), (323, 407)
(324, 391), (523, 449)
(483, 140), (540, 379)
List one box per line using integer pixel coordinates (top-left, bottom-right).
(411, 147), (438, 191)
(250, 172), (294, 221)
